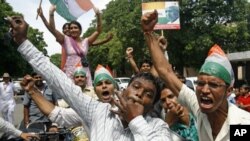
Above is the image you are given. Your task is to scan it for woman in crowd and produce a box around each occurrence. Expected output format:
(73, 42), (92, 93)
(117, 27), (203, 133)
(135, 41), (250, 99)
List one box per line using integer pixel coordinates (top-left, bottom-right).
(38, 5), (105, 86)
(159, 82), (198, 141)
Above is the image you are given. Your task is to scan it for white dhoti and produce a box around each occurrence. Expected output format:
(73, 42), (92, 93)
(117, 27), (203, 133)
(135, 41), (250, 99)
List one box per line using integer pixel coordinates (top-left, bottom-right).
(0, 99), (16, 124)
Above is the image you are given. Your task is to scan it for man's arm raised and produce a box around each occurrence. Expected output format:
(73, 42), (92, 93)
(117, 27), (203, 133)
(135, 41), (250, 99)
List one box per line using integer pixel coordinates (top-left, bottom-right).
(37, 5), (64, 44)
(88, 7), (102, 45)
(141, 10), (183, 96)
(126, 47), (140, 74)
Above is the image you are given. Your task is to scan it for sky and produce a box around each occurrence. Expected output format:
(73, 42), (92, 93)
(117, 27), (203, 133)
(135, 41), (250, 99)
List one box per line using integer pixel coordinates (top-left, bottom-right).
(6, 0), (111, 56)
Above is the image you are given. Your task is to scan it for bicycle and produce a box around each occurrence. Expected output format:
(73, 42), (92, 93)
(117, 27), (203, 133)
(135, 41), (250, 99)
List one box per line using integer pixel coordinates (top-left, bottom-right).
(26, 122), (72, 141)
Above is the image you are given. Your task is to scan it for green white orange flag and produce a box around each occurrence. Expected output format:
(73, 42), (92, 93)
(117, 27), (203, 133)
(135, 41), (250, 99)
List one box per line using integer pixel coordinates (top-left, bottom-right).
(49, 0), (94, 21)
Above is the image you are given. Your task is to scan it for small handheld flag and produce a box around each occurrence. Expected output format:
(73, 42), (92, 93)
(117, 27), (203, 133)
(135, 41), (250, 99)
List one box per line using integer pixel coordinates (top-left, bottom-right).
(36, 0), (43, 20)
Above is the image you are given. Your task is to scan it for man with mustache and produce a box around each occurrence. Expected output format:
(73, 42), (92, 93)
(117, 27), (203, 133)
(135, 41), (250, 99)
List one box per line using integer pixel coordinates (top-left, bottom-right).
(141, 10), (250, 141)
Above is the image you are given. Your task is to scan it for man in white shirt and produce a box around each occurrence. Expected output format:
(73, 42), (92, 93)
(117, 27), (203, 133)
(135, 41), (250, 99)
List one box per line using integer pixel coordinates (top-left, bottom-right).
(20, 65), (117, 140)
(141, 10), (250, 141)
(9, 16), (171, 141)
(0, 72), (16, 124)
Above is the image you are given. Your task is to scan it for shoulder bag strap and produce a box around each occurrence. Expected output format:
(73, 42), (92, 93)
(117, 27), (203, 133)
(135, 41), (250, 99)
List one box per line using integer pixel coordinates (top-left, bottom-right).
(69, 37), (84, 57)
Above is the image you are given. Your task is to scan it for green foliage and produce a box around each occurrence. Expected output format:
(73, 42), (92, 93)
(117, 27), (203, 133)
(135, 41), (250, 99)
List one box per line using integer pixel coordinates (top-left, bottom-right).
(0, 1), (14, 40)
(162, 0), (250, 71)
(85, 0), (149, 76)
(87, 28), (123, 74)
(83, 0), (250, 76)
(28, 28), (48, 55)
(50, 53), (61, 68)
(0, 1), (48, 77)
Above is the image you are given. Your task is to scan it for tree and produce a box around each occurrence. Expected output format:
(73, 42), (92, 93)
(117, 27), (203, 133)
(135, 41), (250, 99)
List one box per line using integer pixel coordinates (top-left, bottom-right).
(84, 0), (250, 76)
(50, 53), (61, 68)
(0, 1), (48, 77)
(166, 0), (250, 71)
(84, 0), (148, 76)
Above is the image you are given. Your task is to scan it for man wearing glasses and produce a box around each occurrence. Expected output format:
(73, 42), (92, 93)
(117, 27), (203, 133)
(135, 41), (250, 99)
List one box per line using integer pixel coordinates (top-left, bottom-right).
(142, 10), (250, 141)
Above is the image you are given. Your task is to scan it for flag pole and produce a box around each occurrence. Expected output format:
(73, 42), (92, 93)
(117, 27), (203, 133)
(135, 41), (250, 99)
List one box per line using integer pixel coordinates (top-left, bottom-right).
(161, 30), (164, 36)
(36, 0), (43, 20)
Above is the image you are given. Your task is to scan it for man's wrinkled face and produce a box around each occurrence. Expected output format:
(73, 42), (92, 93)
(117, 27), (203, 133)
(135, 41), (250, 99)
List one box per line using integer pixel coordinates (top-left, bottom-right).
(124, 78), (156, 114)
(95, 80), (115, 103)
(33, 74), (43, 87)
(74, 75), (87, 88)
(165, 7), (179, 22)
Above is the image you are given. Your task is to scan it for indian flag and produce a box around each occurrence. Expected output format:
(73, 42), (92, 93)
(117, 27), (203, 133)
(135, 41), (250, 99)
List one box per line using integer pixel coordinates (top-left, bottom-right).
(50, 0), (94, 21)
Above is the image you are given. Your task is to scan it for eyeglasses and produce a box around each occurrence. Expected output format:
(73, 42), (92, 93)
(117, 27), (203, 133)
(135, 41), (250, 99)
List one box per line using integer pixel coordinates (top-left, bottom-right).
(196, 80), (226, 89)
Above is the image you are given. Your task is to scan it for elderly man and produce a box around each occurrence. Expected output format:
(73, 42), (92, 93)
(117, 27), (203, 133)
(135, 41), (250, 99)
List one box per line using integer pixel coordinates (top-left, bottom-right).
(0, 72), (16, 124)
(141, 10), (250, 141)
(9, 16), (171, 141)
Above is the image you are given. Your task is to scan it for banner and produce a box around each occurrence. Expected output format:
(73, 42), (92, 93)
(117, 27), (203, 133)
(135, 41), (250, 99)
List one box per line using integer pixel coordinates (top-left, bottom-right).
(50, 0), (94, 21)
(142, 1), (180, 30)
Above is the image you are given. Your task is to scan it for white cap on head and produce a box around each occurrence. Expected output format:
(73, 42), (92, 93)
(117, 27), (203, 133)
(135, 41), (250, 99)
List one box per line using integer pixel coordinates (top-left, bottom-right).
(2, 72), (10, 78)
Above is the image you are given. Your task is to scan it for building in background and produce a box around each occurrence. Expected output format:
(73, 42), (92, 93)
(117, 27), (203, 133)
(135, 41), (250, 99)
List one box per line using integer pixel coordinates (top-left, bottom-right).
(228, 51), (250, 88)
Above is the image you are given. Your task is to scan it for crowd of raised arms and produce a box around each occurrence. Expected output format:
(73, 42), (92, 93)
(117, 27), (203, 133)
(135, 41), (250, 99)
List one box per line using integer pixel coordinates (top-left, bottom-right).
(1, 5), (250, 141)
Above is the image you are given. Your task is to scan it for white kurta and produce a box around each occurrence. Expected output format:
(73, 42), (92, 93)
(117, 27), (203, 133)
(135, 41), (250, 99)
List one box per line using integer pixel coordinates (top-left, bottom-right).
(0, 82), (16, 124)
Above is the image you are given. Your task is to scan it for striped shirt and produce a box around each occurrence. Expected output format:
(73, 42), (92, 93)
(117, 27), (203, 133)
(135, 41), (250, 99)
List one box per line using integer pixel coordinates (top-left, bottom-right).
(0, 117), (22, 137)
(18, 40), (172, 141)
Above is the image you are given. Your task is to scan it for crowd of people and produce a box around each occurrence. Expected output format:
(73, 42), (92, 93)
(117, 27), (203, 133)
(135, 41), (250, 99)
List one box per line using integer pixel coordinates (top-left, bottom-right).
(1, 5), (250, 141)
